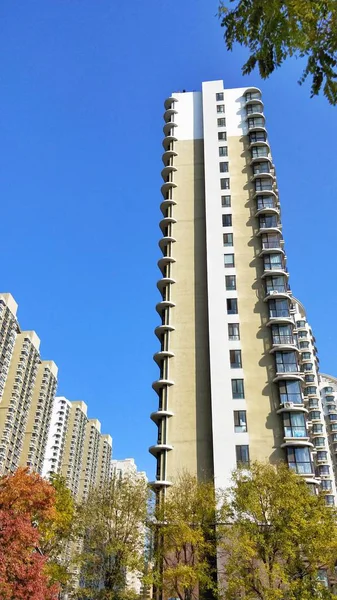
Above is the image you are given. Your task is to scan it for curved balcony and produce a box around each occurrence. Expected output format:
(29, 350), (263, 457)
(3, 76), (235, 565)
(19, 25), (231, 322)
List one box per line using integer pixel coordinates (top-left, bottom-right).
(252, 170), (275, 182)
(164, 108), (178, 123)
(154, 324), (175, 339)
(259, 241), (284, 257)
(247, 122), (267, 134)
(156, 299), (176, 316)
(255, 204), (279, 217)
(245, 95), (264, 107)
(308, 412), (322, 423)
(266, 314), (293, 327)
(160, 198), (177, 215)
(281, 438), (313, 449)
(150, 478), (173, 488)
(246, 108), (264, 120)
(152, 378), (174, 393)
(162, 149), (178, 166)
(161, 165), (177, 181)
(157, 276), (176, 293)
(149, 442), (173, 456)
(250, 155), (272, 166)
(162, 135), (178, 151)
(153, 350), (175, 366)
(277, 404), (307, 414)
(263, 289), (292, 302)
(159, 235), (176, 252)
(150, 409), (174, 424)
(159, 216), (177, 234)
(273, 371), (304, 383)
(161, 181), (176, 198)
(163, 121), (177, 136)
(157, 256), (176, 276)
(270, 336), (299, 353)
(164, 96), (178, 110)
(257, 225), (282, 237)
(262, 267), (289, 279)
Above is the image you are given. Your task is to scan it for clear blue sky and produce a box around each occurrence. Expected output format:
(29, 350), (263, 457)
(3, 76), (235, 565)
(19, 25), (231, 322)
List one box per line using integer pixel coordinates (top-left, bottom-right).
(1, 0), (336, 478)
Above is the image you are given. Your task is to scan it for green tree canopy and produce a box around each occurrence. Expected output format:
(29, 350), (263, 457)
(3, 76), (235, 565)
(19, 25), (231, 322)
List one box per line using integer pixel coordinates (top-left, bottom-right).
(219, 462), (337, 600)
(219, 0), (337, 104)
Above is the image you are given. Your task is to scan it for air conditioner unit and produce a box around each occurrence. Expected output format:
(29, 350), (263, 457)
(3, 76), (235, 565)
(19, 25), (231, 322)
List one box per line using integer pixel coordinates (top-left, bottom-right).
(270, 290), (279, 295)
(284, 402), (294, 409)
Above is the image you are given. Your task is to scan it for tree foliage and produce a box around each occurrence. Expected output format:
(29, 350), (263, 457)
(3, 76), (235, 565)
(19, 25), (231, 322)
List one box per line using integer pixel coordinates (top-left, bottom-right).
(0, 468), (59, 600)
(40, 473), (76, 589)
(219, 0), (337, 104)
(151, 473), (219, 600)
(218, 462), (337, 600)
(76, 471), (149, 600)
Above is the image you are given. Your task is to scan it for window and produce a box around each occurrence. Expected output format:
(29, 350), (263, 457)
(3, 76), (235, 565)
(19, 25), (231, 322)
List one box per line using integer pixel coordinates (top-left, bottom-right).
(283, 412), (306, 438)
(305, 374), (315, 383)
(287, 446), (312, 474)
(227, 298), (238, 314)
(218, 131), (227, 140)
(321, 480), (332, 491)
(312, 423), (323, 434)
(278, 380), (302, 404)
(299, 341), (309, 349)
(312, 437), (324, 448)
(317, 451), (328, 461)
(329, 414), (337, 422)
(253, 162), (270, 175)
(224, 254), (235, 268)
(236, 445), (250, 466)
(225, 275), (236, 290)
(252, 146), (268, 158)
(265, 275), (287, 294)
(249, 131), (266, 143)
(264, 254), (283, 271)
(222, 214), (232, 227)
(318, 464), (330, 476)
(217, 104), (225, 113)
(217, 118), (226, 127)
(324, 386), (334, 393)
(221, 178), (230, 190)
(245, 91), (261, 101)
(221, 195), (231, 207)
(219, 146), (228, 157)
(275, 351), (298, 374)
(223, 233), (233, 247)
(303, 363), (313, 372)
(268, 298), (289, 318)
(216, 92), (224, 101)
(234, 411), (247, 433)
(246, 103), (263, 115)
(325, 496), (335, 506)
(301, 352), (311, 360)
(228, 323), (240, 341)
(255, 178), (273, 191)
(259, 215), (278, 229)
(230, 349), (242, 368)
(296, 320), (306, 328)
(219, 162), (229, 172)
(257, 195), (275, 210)
(271, 324), (293, 345)
(305, 386), (317, 395)
(248, 117), (264, 128)
(309, 410), (321, 421)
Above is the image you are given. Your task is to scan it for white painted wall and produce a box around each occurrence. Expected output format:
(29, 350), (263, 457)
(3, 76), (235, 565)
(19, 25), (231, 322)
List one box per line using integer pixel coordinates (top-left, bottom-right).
(173, 91), (203, 140)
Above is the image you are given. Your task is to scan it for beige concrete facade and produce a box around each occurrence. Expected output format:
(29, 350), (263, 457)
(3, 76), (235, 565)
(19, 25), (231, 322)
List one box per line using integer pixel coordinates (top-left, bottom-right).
(60, 400), (88, 497)
(150, 82), (325, 494)
(78, 418), (101, 499)
(0, 331), (40, 474)
(97, 433), (112, 487)
(20, 360), (58, 473)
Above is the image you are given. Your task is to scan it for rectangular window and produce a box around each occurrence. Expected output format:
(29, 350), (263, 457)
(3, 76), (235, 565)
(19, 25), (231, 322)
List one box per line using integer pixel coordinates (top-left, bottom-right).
(218, 131), (227, 141)
(228, 323), (240, 340)
(222, 214), (232, 227)
(278, 380), (302, 404)
(236, 445), (250, 466)
(227, 298), (238, 314)
(216, 92), (224, 101)
(223, 233), (233, 247)
(230, 349), (242, 368)
(234, 411), (247, 433)
(221, 178), (230, 190)
(219, 146), (228, 157)
(225, 275), (236, 290)
(217, 118), (226, 127)
(221, 195), (231, 207)
(217, 104), (225, 113)
(224, 254), (235, 268)
(287, 447), (312, 474)
(219, 162), (229, 173)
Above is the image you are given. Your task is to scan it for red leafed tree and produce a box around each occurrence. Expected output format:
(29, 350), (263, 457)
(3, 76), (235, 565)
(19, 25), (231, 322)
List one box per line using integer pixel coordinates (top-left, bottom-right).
(0, 468), (59, 600)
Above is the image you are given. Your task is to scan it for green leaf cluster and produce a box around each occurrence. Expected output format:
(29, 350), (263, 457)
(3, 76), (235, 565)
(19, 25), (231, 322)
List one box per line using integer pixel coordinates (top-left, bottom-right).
(219, 0), (337, 104)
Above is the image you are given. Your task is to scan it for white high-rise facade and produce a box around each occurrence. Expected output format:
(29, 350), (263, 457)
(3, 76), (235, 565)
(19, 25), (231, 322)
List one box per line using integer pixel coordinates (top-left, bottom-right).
(150, 80), (336, 504)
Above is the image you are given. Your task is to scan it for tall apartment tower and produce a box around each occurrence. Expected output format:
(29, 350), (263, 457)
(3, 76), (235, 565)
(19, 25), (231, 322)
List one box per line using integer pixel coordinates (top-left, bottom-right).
(150, 80), (335, 502)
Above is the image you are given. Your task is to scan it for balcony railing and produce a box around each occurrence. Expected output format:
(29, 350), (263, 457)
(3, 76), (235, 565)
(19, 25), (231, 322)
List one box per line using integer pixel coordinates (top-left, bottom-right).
(272, 335), (295, 344)
(262, 240), (282, 249)
(264, 263), (285, 271)
(266, 285), (288, 293)
(280, 393), (303, 404)
(269, 309), (290, 318)
(284, 426), (307, 438)
(276, 364), (300, 374)
(289, 462), (314, 475)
